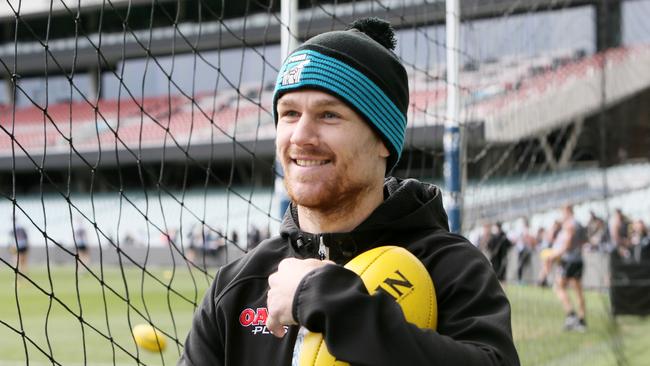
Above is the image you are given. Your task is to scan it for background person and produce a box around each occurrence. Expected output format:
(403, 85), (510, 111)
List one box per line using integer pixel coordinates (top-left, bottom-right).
(469, 221), (491, 251)
(512, 217), (537, 284)
(610, 208), (630, 258)
(9, 218), (29, 274)
(486, 222), (513, 283)
(537, 220), (563, 287)
(547, 205), (586, 332)
(586, 211), (607, 252)
(629, 219), (649, 262)
(73, 218), (91, 266)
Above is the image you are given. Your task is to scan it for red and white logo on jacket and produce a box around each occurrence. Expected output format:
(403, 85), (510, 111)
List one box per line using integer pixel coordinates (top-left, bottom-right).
(239, 307), (287, 335)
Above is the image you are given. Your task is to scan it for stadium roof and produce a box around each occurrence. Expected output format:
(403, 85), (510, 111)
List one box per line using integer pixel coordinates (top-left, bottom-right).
(0, 0), (602, 77)
(0, 0), (170, 21)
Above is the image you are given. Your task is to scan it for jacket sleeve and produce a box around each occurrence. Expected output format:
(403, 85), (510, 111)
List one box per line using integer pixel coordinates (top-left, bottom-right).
(177, 272), (224, 366)
(292, 242), (520, 366)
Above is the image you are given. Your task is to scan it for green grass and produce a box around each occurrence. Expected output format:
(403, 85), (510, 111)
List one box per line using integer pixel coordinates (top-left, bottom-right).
(0, 263), (212, 366)
(2, 265), (650, 365)
(507, 284), (650, 365)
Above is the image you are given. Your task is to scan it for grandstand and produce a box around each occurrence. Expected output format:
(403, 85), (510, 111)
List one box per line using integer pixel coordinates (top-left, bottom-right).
(3, 44), (649, 157)
(464, 161), (650, 229)
(3, 41), (649, 214)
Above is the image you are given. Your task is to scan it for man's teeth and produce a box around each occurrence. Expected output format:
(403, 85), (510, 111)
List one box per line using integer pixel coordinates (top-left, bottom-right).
(295, 159), (328, 167)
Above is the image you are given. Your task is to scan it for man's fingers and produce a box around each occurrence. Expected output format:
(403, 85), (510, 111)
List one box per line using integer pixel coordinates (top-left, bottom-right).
(266, 257), (334, 338)
(277, 257), (298, 271)
(268, 271), (277, 287)
(266, 286), (290, 338)
(265, 314), (286, 338)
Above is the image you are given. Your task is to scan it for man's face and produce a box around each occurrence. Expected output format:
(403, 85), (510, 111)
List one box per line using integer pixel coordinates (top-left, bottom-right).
(275, 90), (389, 212)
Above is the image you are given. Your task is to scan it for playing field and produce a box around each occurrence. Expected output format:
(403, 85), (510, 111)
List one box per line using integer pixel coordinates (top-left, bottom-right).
(1, 265), (649, 365)
(508, 285), (650, 365)
(0, 264), (213, 366)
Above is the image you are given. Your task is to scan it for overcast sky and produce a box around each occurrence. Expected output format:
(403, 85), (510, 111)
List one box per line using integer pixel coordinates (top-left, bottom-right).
(5, 1), (650, 107)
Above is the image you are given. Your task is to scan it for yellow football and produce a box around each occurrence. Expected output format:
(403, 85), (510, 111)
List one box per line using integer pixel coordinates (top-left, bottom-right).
(163, 270), (173, 280)
(295, 246), (437, 365)
(132, 323), (167, 352)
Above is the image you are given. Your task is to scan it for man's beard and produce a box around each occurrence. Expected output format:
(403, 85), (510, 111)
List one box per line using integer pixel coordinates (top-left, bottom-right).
(283, 162), (373, 217)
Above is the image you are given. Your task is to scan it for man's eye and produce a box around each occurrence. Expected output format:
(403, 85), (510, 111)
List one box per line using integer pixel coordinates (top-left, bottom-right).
(322, 111), (339, 119)
(281, 110), (299, 118)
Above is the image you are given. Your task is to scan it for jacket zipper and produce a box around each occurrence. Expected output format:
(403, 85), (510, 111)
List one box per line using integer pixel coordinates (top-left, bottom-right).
(318, 235), (329, 260)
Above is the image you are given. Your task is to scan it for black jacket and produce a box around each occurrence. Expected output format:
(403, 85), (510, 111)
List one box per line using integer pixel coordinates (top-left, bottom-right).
(179, 177), (520, 365)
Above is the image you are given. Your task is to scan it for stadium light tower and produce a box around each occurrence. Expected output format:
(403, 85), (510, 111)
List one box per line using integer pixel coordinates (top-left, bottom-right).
(445, 0), (462, 233)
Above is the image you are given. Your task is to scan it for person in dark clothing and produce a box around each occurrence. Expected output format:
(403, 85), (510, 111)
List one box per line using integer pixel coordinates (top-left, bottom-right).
(230, 230), (239, 248)
(487, 222), (513, 282)
(10, 218), (29, 273)
(179, 17), (519, 366)
(73, 218), (90, 266)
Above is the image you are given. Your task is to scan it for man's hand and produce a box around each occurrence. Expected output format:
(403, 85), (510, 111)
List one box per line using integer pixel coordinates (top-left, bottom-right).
(266, 257), (334, 338)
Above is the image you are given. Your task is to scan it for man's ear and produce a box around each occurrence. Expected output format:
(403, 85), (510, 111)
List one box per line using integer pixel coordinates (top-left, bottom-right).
(378, 142), (390, 159)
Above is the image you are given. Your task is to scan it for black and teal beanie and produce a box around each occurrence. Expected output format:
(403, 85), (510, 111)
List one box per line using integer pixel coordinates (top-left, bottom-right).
(273, 17), (409, 172)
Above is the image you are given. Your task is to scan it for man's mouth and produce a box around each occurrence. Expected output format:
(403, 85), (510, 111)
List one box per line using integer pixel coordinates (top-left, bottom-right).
(293, 159), (331, 167)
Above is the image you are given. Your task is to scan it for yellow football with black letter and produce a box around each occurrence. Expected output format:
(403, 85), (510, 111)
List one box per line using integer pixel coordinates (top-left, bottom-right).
(132, 323), (167, 352)
(295, 246), (437, 365)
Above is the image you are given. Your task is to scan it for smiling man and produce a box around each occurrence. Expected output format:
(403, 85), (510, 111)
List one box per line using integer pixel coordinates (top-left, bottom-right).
(274, 90), (389, 234)
(179, 18), (519, 366)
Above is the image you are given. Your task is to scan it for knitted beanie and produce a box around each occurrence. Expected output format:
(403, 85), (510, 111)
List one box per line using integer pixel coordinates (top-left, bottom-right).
(272, 17), (409, 172)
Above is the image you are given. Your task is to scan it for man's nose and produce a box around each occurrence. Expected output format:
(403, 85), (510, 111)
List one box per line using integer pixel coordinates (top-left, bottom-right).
(289, 114), (319, 147)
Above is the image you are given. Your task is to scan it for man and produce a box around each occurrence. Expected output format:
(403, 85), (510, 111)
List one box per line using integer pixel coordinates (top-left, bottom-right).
(547, 205), (586, 332)
(609, 208), (630, 258)
(486, 222), (513, 283)
(179, 18), (519, 365)
(73, 218), (90, 266)
(469, 221), (491, 251)
(586, 211), (607, 251)
(10, 217), (29, 273)
(629, 219), (649, 262)
(537, 220), (562, 287)
(512, 218), (536, 284)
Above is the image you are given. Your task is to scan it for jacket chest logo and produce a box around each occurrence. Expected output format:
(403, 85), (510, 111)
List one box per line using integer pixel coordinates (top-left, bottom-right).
(239, 307), (288, 336)
(239, 307), (269, 335)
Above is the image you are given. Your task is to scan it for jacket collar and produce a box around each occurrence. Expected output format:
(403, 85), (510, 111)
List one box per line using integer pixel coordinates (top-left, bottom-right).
(281, 204), (384, 263)
(279, 177), (449, 264)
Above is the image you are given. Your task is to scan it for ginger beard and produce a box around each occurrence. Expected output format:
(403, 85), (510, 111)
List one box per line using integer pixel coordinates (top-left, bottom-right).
(281, 145), (373, 215)
(275, 91), (389, 217)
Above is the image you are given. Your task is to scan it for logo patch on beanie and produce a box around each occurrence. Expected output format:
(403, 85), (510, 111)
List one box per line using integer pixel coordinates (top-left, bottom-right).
(281, 54), (311, 86)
